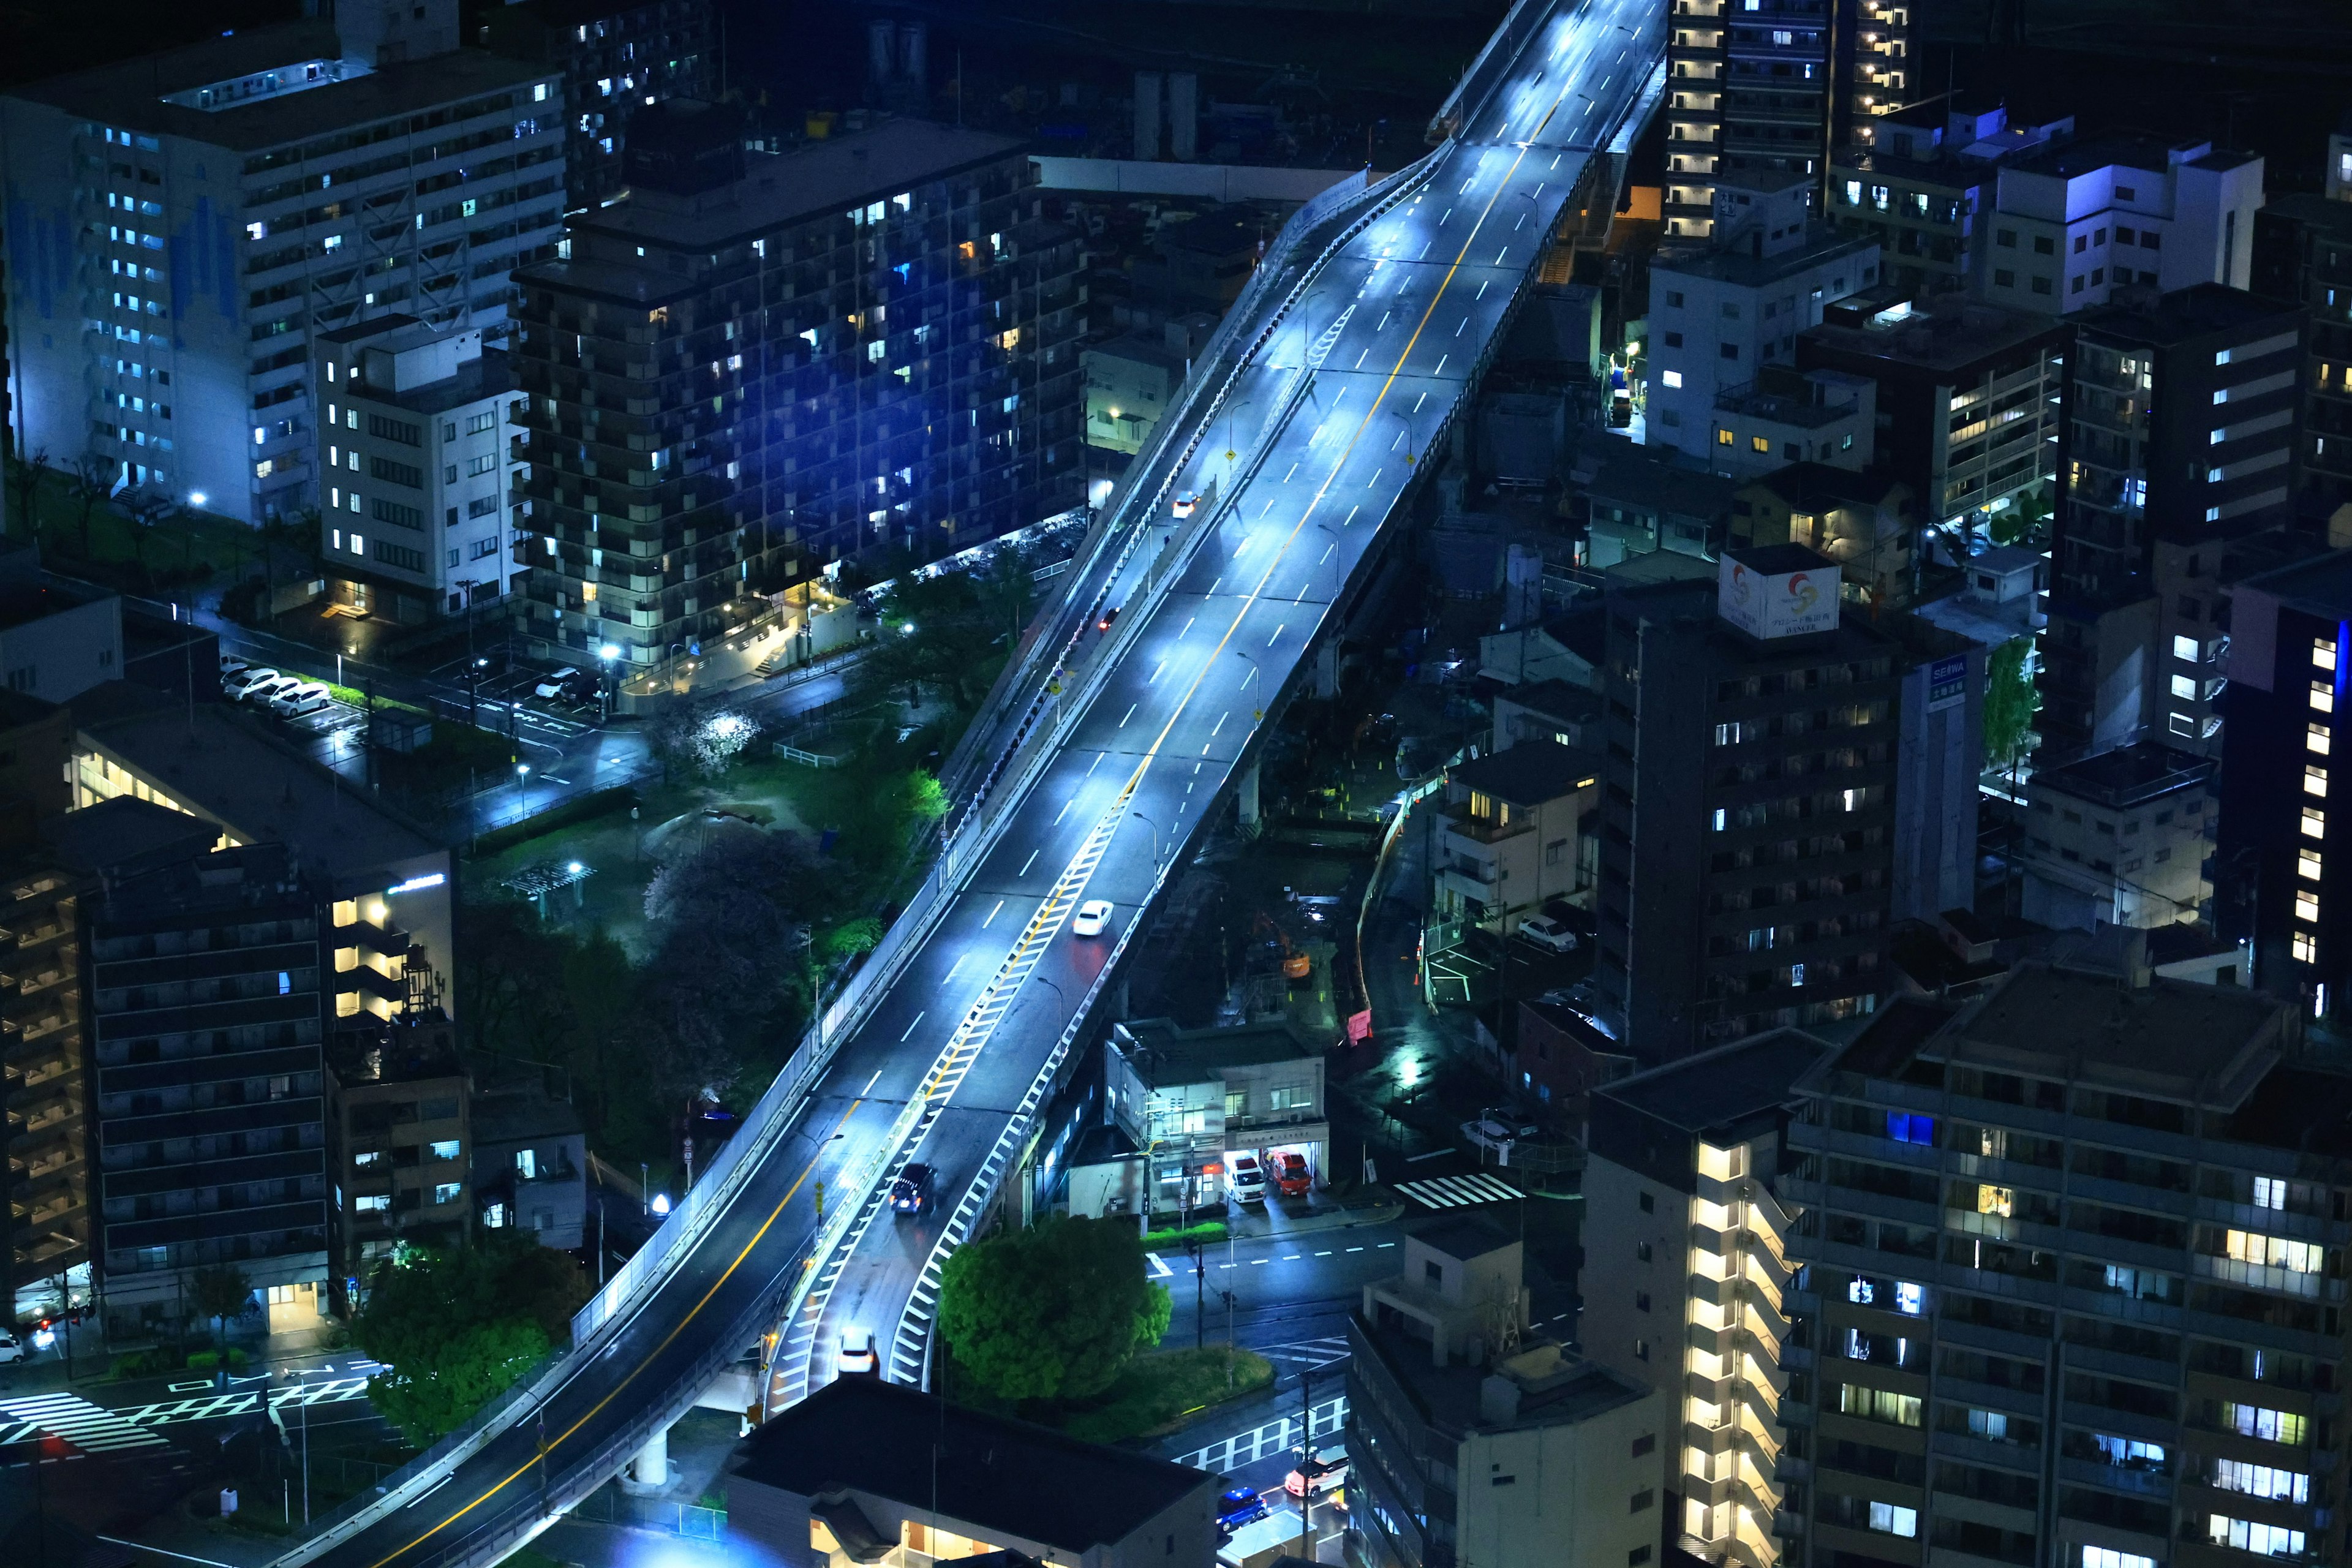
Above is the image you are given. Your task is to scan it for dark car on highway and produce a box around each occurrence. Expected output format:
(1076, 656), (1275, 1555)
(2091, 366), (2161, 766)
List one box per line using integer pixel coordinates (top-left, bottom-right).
(890, 1163), (935, 1216)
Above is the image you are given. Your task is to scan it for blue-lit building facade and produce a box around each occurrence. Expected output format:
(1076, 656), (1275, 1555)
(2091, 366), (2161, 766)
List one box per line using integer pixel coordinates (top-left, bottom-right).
(507, 111), (1084, 668)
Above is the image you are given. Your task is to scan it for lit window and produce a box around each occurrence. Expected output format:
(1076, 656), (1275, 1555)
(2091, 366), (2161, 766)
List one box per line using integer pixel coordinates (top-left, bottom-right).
(2212, 1458), (2309, 1502)
(2226, 1230), (2323, 1273)
(2313, 681), (2335, 713)
(1867, 1502), (1917, 1539)
(2209, 1518), (2305, 1558)
(356, 1194), (389, 1213)
(1717, 428), (1735, 447)
(2171, 674), (2198, 700)
(2318, 639), (2341, 672)
(432, 1182), (462, 1205)
(2295, 932), (2318, 963)
(2297, 891), (2321, 922)
(2083, 1548), (2155, 1568)
(2304, 807), (2327, 839)
(2254, 1177), (2288, 1210)
(2301, 849), (2325, 883)
(2173, 634), (2200, 661)
(1661, 369), (1683, 388)
(2313, 723), (2334, 756)
(2224, 1404), (2308, 1444)
(1751, 435), (1770, 454)
(428, 1139), (461, 1161)
(2307, 764), (2329, 797)
(1977, 1185), (2015, 1218)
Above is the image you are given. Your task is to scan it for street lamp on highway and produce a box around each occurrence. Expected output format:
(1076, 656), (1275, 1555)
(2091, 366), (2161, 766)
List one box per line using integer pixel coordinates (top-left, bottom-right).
(1223, 395), (1257, 467)
(1131, 809), (1164, 874)
(1391, 410), (1418, 467)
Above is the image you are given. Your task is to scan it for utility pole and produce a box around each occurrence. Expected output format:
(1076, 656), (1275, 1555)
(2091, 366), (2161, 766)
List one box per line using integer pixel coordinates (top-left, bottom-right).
(1297, 1366), (1314, 1559)
(1186, 1238), (1205, 1350)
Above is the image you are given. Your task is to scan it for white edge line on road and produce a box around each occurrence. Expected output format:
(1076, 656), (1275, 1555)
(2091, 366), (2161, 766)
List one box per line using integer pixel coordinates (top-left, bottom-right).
(99, 1539), (234, 1568)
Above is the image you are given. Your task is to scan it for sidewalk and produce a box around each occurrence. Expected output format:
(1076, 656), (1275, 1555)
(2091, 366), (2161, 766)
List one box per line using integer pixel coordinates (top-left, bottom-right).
(1226, 1193), (1401, 1242)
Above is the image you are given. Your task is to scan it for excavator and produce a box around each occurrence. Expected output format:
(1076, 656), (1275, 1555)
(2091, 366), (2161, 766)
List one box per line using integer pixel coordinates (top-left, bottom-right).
(1253, 911), (1313, 982)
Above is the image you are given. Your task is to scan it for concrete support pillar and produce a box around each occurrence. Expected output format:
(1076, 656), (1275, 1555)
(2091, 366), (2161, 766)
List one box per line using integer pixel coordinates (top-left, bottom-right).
(1314, 640), (1339, 699)
(628, 1424), (669, 1490)
(1238, 761), (1261, 829)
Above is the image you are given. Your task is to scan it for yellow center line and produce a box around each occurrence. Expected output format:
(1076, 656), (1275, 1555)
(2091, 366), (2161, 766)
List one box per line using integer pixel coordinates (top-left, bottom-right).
(372, 55), (1589, 1568)
(366, 1100), (865, 1568)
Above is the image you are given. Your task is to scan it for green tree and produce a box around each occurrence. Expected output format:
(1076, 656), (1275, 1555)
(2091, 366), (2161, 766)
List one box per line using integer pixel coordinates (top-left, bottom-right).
(937, 1217), (1171, 1405)
(861, 570), (1016, 710)
(353, 1235), (589, 1446)
(189, 1264), (252, 1351)
(66, 453), (115, 560)
(3, 445), (48, 540)
(1983, 638), (2036, 770)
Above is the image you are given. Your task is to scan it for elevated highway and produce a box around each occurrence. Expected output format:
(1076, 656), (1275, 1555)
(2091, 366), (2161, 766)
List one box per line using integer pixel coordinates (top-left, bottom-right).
(280, 5), (1663, 1566)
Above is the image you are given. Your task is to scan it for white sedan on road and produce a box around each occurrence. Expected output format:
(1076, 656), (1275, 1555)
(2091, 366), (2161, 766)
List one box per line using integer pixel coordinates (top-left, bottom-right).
(1071, 899), (1114, 937)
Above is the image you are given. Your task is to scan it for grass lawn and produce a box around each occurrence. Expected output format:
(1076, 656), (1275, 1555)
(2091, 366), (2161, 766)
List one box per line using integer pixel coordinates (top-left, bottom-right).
(12, 462), (272, 591)
(1060, 1346), (1273, 1446)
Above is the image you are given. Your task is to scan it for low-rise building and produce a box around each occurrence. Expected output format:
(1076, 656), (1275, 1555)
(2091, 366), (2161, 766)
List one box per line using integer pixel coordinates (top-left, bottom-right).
(1579, 439), (1739, 571)
(1703, 365), (1876, 478)
(1490, 679), (1603, 753)
(1582, 1028), (1827, 1568)
(1081, 326), (1191, 457)
(1348, 1216), (1663, 1568)
(1432, 740), (1599, 934)
(0, 545), (124, 707)
(1512, 993), (1630, 1131)
(472, 1066), (587, 1248)
(1646, 176), (1883, 464)
(1103, 1016), (1325, 1216)
(1978, 132), (2264, 316)
(2020, 741), (2215, 932)
(327, 1015), (469, 1287)
(1728, 464), (1916, 609)
(729, 1375), (1219, 1567)
(314, 315), (527, 623)
(1830, 101), (2075, 297)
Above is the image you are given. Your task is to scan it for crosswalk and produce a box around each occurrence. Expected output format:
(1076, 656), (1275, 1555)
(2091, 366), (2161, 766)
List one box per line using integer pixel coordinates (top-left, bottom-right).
(0, 1374), (375, 1460)
(1395, 1171), (1523, 1209)
(1175, 1395), (1349, 1473)
(0, 1392), (171, 1453)
(1257, 1337), (1351, 1372)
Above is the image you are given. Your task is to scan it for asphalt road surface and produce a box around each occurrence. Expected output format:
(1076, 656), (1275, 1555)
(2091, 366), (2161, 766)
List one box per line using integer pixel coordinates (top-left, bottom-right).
(279, 6), (1661, 1566)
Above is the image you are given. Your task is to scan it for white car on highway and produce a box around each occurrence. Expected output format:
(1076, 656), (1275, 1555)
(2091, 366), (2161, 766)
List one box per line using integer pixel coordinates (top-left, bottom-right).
(1071, 899), (1114, 938)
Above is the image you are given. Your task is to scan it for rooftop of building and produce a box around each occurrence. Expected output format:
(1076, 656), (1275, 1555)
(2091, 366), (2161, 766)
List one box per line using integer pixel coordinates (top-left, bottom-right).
(330, 1018), (464, 1087)
(1738, 462), (1909, 513)
(1653, 223), (1876, 290)
(2002, 129), (2217, 182)
(1495, 677), (1604, 727)
(1082, 330), (1189, 374)
(40, 795), (221, 882)
(1585, 439), (1741, 519)
(1820, 962), (2295, 1113)
(2261, 192), (2352, 236)
(1806, 293), (2065, 371)
(1156, 203), (1265, 258)
(0, 544), (115, 631)
(470, 1072), (585, 1144)
(319, 318), (515, 415)
(2237, 545), (2352, 617)
(4, 23), (549, 153)
(1410, 1215), (1517, 1264)
(2071, 282), (2303, 349)
(732, 1376), (1215, 1551)
(97, 839), (315, 924)
(2029, 740), (2213, 811)
(1715, 368), (1874, 430)
(1354, 1319), (1649, 1439)
(1447, 739), (1594, 808)
(1110, 1016), (1322, 1086)
(579, 118), (1028, 251)
(1597, 1028), (1831, 1138)
(68, 682), (441, 884)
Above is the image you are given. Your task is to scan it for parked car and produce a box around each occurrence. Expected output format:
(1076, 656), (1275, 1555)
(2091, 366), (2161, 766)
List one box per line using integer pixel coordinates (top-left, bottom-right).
(1230, 1153), (1267, 1205)
(265, 681), (331, 717)
(1216, 1486), (1267, 1537)
(1464, 1113), (1540, 1161)
(277, 692), (337, 723)
(1071, 899), (1114, 938)
(1273, 1151), (1311, 1198)
(532, 667), (581, 700)
(1286, 1447), (1349, 1499)
(239, 674), (303, 706)
(1515, 915), (1579, 954)
(890, 1163), (935, 1216)
(0, 1330), (24, 1365)
(835, 1330), (880, 1378)
(219, 655), (251, 681)
(222, 667), (283, 701)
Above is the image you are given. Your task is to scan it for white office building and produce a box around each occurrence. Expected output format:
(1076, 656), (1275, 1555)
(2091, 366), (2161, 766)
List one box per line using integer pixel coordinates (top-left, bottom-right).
(1645, 175), (1882, 469)
(0, 0), (560, 526)
(315, 315), (524, 621)
(1977, 132), (2265, 315)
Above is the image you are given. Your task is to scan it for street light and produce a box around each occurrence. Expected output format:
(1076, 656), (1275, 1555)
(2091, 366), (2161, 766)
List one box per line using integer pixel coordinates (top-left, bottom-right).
(1391, 410), (1417, 467)
(514, 763), (530, 815)
(1131, 809), (1163, 873)
(1223, 395), (1258, 467)
(597, 642), (621, 722)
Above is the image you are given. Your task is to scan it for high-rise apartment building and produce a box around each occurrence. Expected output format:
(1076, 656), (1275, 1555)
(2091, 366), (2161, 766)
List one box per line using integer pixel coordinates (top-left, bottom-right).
(2220, 548), (2352, 1023)
(1663, 0), (1834, 241)
(0, 0), (562, 526)
(1647, 176), (1882, 465)
(2038, 285), (2305, 764)
(1831, 2), (1915, 156)
(85, 839), (334, 1340)
(1779, 966), (2337, 1568)
(314, 315), (527, 622)
(2251, 194), (2352, 513)
(1595, 546), (1904, 1058)
(1583, 1028), (1827, 1568)
(1977, 135), (2264, 318)
(510, 111), (1083, 672)
(479, 0), (717, 215)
